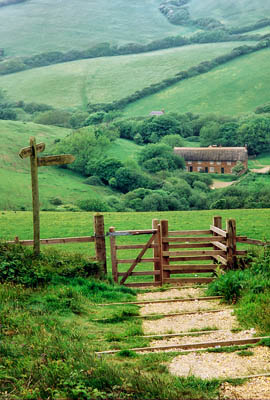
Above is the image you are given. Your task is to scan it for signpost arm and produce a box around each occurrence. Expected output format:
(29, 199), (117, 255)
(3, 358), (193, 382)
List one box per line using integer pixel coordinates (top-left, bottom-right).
(30, 137), (40, 256)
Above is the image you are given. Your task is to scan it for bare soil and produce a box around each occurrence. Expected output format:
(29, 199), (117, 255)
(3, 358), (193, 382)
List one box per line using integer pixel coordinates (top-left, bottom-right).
(220, 377), (270, 399)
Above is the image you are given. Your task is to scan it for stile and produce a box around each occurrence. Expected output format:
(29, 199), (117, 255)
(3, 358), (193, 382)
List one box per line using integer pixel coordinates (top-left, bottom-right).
(152, 219), (161, 283)
(109, 227), (118, 283)
(94, 214), (107, 274)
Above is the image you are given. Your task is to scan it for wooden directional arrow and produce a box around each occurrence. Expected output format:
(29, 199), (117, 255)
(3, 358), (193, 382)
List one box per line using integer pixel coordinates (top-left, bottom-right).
(19, 142), (45, 159)
(18, 137), (75, 256)
(38, 154), (75, 167)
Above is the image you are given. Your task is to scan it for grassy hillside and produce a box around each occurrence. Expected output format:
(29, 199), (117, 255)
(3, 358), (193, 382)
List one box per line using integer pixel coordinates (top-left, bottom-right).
(0, 120), (116, 210)
(124, 47), (270, 116)
(0, 0), (193, 57)
(189, 0), (270, 26)
(0, 42), (252, 109)
(105, 138), (142, 163)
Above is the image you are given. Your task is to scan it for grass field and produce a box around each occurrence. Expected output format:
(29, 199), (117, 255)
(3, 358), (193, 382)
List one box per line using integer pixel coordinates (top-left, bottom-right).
(1, 209), (269, 283)
(189, 0), (270, 26)
(124, 47), (270, 116)
(0, 0), (192, 57)
(106, 138), (142, 163)
(0, 120), (116, 210)
(248, 153), (270, 168)
(0, 42), (252, 109)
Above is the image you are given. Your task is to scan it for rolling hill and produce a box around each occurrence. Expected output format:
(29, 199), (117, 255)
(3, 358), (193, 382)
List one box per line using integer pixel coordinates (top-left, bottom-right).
(0, 0), (192, 57)
(0, 41), (254, 109)
(0, 120), (125, 210)
(124, 47), (270, 116)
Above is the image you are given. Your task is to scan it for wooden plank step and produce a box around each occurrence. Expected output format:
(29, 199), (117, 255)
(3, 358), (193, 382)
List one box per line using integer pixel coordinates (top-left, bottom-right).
(163, 278), (214, 284)
(96, 296), (223, 306)
(93, 309), (228, 322)
(210, 225), (227, 237)
(163, 264), (221, 273)
(163, 237), (225, 243)
(96, 336), (270, 355)
(168, 230), (212, 236)
(124, 282), (161, 288)
(212, 255), (227, 265)
(163, 250), (225, 257)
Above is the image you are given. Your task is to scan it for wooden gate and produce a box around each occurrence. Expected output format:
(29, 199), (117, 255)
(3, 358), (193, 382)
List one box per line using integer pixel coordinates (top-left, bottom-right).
(109, 221), (161, 287)
(109, 217), (247, 287)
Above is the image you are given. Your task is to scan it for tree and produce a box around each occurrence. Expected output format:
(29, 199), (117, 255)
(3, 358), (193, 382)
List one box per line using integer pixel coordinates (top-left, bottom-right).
(237, 116), (270, 155)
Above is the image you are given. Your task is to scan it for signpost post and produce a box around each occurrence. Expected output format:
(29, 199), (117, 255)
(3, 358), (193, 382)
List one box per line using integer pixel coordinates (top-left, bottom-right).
(19, 137), (75, 256)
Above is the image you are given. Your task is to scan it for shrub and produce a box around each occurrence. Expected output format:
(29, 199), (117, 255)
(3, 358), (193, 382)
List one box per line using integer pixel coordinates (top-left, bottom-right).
(0, 243), (100, 287)
(77, 198), (111, 212)
(83, 176), (104, 186)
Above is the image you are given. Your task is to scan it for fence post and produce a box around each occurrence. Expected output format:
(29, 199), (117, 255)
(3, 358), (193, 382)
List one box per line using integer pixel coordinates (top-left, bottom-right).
(14, 236), (19, 244)
(152, 219), (161, 283)
(94, 214), (107, 275)
(213, 216), (222, 264)
(226, 219), (237, 269)
(160, 220), (169, 285)
(109, 227), (118, 283)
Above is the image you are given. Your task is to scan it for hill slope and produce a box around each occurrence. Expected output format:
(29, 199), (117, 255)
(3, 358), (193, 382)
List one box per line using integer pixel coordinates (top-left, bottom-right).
(0, 120), (117, 210)
(0, 42), (254, 109)
(0, 0), (192, 57)
(124, 47), (270, 116)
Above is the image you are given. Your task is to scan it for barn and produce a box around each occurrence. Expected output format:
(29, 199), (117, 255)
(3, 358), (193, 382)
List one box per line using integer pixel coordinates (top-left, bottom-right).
(174, 146), (248, 174)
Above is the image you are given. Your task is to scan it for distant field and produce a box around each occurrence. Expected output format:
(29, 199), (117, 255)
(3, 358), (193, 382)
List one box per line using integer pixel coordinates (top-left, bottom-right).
(248, 153), (270, 168)
(1, 209), (269, 281)
(0, 120), (116, 210)
(0, 42), (252, 109)
(0, 0), (192, 57)
(189, 0), (270, 26)
(124, 47), (270, 116)
(105, 139), (142, 163)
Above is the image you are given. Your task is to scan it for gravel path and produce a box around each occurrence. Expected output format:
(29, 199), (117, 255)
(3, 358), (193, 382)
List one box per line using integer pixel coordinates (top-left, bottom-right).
(143, 309), (238, 334)
(220, 377), (270, 399)
(150, 328), (256, 348)
(140, 299), (227, 315)
(137, 288), (205, 301)
(168, 346), (270, 379)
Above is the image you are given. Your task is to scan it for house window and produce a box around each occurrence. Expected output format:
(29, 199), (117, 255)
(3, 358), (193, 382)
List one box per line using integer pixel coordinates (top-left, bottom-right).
(188, 161), (192, 165)
(227, 161), (231, 165)
(197, 167), (202, 172)
(210, 161), (214, 165)
(217, 162), (221, 165)
(210, 167), (215, 172)
(198, 161), (202, 165)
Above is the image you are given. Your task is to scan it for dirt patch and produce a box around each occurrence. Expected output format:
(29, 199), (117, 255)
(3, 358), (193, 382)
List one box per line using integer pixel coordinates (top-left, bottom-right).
(140, 299), (227, 316)
(137, 288), (205, 301)
(211, 179), (234, 189)
(150, 328), (256, 348)
(143, 309), (238, 334)
(220, 377), (270, 399)
(169, 346), (270, 379)
(251, 166), (270, 174)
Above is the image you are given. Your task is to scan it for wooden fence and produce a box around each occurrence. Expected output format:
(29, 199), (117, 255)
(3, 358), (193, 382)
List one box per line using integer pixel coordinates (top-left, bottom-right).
(6, 214), (107, 274)
(108, 216), (269, 287)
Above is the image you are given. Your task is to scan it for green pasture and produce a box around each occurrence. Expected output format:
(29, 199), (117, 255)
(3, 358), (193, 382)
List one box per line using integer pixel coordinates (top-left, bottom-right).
(1, 209), (269, 283)
(0, 42), (251, 109)
(105, 138), (142, 163)
(189, 0), (270, 26)
(124, 47), (270, 116)
(0, 120), (116, 210)
(0, 0), (192, 57)
(248, 152), (270, 168)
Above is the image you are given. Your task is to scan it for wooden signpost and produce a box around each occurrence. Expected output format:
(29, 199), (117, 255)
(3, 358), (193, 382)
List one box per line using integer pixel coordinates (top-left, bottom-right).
(19, 137), (75, 256)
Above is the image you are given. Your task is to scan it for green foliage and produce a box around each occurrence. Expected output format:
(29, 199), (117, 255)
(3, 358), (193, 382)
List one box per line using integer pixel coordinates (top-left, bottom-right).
(138, 143), (184, 172)
(33, 109), (72, 128)
(83, 175), (104, 186)
(77, 198), (111, 212)
(161, 133), (185, 147)
(232, 161), (246, 175)
(255, 101), (270, 114)
(0, 243), (100, 287)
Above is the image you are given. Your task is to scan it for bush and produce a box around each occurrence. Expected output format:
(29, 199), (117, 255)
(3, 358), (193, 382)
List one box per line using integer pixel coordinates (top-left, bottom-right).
(77, 199), (111, 212)
(83, 176), (104, 186)
(0, 243), (100, 287)
(34, 110), (72, 127)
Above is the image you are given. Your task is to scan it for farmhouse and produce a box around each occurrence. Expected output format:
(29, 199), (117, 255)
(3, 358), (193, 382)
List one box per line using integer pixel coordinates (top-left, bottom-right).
(174, 146), (248, 174)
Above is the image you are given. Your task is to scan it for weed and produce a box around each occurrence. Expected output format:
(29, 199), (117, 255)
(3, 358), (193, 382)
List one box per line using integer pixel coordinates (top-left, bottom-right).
(237, 350), (254, 356)
(117, 349), (137, 358)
